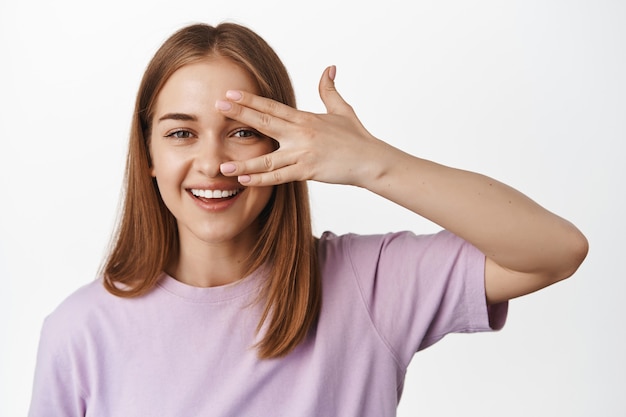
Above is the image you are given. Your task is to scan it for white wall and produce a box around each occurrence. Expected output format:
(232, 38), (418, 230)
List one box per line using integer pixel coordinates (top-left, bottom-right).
(1, 0), (624, 415)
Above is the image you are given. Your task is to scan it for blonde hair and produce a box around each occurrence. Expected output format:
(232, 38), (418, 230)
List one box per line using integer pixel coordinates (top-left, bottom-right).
(102, 23), (321, 358)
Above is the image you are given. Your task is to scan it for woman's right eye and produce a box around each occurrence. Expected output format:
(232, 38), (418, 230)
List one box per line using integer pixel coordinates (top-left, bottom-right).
(165, 129), (194, 139)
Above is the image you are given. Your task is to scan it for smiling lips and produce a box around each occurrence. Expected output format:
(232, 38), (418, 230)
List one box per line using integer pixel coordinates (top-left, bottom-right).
(190, 188), (242, 200)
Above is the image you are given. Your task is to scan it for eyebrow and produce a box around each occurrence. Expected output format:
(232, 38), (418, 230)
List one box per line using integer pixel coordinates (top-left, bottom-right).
(157, 113), (198, 123)
(156, 112), (237, 123)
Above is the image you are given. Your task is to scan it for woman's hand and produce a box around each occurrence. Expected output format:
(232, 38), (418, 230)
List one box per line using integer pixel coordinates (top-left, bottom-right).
(215, 66), (389, 188)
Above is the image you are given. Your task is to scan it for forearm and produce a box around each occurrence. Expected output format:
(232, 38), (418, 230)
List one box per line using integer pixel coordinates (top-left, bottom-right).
(361, 141), (587, 278)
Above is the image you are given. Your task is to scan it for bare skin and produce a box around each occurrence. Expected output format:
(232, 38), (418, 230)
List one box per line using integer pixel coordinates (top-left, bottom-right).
(215, 65), (589, 304)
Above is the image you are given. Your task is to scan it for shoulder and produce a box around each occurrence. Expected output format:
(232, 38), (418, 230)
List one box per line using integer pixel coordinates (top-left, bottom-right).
(48, 277), (111, 315)
(317, 229), (471, 269)
(39, 277), (119, 343)
(318, 229), (464, 248)
(316, 229), (476, 300)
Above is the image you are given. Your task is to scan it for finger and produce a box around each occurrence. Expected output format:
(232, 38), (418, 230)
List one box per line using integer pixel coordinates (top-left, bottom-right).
(224, 90), (300, 122)
(220, 151), (298, 178)
(215, 98), (291, 139)
(237, 163), (307, 186)
(318, 65), (353, 116)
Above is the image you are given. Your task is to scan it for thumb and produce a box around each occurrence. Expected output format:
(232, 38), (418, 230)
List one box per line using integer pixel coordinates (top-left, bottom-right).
(318, 65), (352, 115)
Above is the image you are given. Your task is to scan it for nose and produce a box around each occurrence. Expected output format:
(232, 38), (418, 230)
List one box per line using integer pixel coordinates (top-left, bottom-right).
(193, 136), (227, 178)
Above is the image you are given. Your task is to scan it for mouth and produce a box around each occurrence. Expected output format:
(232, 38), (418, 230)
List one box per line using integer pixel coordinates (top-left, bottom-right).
(189, 188), (244, 202)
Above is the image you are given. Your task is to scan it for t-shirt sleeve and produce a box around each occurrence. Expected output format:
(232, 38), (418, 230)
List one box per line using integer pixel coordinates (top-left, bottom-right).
(345, 230), (508, 369)
(28, 310), (88, 416)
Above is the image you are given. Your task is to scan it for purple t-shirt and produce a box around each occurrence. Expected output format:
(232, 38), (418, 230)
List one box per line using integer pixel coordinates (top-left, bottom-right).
(29, 230), (507, 416)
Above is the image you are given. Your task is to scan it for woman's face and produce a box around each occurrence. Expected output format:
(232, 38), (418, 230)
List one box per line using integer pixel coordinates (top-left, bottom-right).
(149, 57), (275, 252)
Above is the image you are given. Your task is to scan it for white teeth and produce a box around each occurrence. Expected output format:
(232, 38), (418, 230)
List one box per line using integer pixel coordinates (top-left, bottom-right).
(190, 188), (240, 199)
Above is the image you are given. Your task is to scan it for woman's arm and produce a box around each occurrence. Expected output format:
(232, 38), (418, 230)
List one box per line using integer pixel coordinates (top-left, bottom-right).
(216, 66), (588, 304)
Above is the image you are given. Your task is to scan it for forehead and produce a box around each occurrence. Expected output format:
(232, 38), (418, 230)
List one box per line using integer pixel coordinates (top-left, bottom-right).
(154, 58), (259, 113)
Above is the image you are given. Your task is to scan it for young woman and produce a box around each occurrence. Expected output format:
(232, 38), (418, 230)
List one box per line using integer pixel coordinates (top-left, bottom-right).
(28, 22), (588, 416)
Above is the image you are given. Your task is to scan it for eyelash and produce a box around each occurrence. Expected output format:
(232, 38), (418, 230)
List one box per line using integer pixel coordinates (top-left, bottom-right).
(165, 129), (194, 140)
(232, 128), (262, 139)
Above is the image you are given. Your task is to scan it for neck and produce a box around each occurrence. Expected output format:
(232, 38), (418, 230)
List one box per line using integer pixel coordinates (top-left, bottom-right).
(168, 236), (256, 288)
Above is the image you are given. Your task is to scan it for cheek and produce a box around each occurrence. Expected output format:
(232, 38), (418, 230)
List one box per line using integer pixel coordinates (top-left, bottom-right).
(247, 140), (277, 158)
(248, 187), (274, 218)
(150, 145), (184, 177)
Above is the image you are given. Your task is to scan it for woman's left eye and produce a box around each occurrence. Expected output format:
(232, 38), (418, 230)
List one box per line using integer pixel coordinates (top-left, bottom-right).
(233, 129), (261, 139)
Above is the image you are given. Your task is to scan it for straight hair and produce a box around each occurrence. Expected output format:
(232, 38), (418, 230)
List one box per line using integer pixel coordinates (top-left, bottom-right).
(102, 22), (321, 359)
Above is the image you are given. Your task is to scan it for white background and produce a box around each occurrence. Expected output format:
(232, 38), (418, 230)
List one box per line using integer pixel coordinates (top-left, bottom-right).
(1, 1), (624, 416)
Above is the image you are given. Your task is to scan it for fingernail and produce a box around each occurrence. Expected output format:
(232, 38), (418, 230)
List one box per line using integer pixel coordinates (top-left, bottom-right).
(226, 90), (243, 101)
(238, 175), (251, 184)
(220, 163), (236, 174)
(329, 65), (336, 81)
(215, 100), (232, 111)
